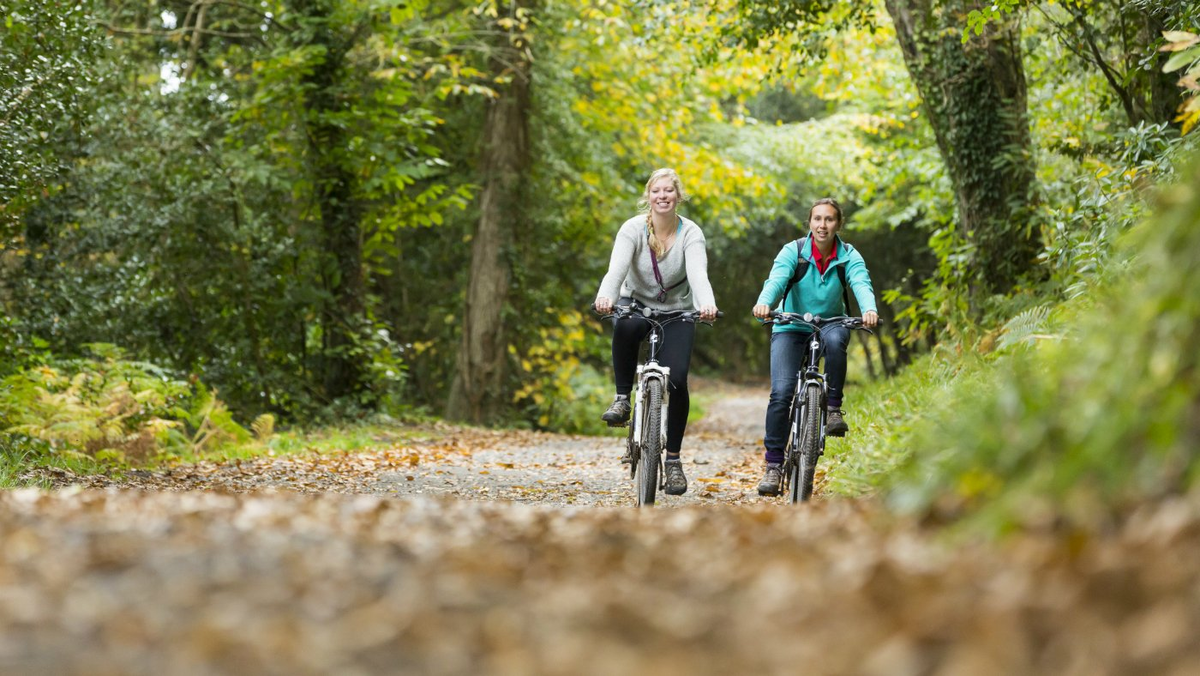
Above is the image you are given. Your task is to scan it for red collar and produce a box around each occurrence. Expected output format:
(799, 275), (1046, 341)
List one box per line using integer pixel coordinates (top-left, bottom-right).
(811, 237), (838, 274)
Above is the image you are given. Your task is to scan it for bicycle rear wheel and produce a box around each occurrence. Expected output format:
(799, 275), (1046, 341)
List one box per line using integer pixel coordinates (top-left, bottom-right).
(635, 379), (663, 507)
(789, 383), (823, 504)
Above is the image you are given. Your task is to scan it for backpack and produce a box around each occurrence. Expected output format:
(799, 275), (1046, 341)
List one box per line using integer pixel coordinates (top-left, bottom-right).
(777, 238), (853, 314)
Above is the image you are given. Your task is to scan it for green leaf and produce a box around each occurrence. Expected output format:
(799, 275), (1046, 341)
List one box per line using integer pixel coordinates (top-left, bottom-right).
(1163, 47), (1200, 74)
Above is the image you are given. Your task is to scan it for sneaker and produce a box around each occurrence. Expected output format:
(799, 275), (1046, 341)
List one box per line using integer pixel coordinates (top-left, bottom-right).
(826, 408), (849, 437)
(601, 395), (631, 425)
(757, 463), (783, 496)
(664, 458), (688, 495)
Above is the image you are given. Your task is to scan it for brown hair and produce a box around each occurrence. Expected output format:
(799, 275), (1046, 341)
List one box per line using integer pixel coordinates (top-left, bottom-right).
(808, 198), (843, 226)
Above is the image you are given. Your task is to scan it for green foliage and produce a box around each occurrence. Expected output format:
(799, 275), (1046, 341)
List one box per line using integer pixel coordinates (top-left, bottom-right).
(0, 0), (106, 233)
(822, 346), (988, 497)
(511, 310), (614, 434)
(883, 156), (1200, 531)
(0, 344), (249, 468)
(722, 0), (874, 65)
(1162, 30), (1200, 133)
(962, 0), (1022, 42)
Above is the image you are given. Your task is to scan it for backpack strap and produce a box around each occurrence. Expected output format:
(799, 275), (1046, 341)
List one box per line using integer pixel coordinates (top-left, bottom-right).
(778, 237), (854, 314)
(836, 264), (853, 316)
(777, 239), (809, 311)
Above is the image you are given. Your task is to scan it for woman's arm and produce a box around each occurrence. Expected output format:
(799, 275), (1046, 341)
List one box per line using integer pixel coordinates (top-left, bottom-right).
(755, 242), (798, 309)
(844, 252), (878, 314)
(682, 234), (717, 309)
(595, 222), (639, 306)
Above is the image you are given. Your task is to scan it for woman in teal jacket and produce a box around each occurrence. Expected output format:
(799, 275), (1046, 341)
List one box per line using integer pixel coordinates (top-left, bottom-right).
(751, 198), (879, 496)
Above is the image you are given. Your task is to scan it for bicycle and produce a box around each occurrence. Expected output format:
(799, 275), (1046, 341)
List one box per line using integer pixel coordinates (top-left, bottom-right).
(596, 300), (720, 506)
(760, 311), (874, 503)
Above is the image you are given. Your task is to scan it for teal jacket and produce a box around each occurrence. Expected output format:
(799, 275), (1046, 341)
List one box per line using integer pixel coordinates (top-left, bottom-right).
(756, 235), (878, 333)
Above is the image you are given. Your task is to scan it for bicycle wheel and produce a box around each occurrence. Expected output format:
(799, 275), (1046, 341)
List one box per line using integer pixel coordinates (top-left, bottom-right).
(789, 383), (823, 503)
(635, 379), (663, 507)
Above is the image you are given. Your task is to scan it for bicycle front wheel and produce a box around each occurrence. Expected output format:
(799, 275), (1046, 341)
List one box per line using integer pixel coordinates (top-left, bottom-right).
(635, 379), (663, 507)
(789, 383), (823, 504)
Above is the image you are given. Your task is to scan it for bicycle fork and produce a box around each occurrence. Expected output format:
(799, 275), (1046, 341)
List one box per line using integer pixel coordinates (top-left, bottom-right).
(632, 363), (670, 464)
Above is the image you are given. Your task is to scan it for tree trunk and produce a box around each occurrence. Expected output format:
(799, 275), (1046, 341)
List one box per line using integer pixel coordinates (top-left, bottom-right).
(297, 0), (367, 402)
(885, 0), (1039, 300)
(446, 10), (532, 423)
(859, 332), (877, 380)
(1143, 9), (1183, 126)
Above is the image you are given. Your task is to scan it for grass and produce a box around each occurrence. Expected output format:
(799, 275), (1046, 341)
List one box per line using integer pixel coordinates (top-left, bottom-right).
(820, 346), (994, 499)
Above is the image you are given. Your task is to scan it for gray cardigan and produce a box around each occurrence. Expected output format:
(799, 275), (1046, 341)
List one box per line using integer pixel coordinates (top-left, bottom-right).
(595, 215), (716, 311)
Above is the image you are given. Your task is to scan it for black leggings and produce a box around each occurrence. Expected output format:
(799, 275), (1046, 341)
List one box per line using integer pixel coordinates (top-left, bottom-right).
(611, 311), (696, 455)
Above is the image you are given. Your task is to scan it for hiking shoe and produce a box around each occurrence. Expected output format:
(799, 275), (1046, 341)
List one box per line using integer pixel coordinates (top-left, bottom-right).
(601, 395), (631, 425)
(826, 408), (849, 437)
(664, 458), (688, 495)
(757, 463), (783, 496)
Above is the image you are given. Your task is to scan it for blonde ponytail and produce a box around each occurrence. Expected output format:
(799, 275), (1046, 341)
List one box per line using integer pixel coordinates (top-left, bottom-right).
(646, 212), (666, 257)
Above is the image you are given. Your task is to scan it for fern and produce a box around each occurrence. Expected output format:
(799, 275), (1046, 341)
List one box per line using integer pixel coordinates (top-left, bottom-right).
(251, 413), (276, 440)
(0, 352), (246, 463)
(997, 305), (1060, 351)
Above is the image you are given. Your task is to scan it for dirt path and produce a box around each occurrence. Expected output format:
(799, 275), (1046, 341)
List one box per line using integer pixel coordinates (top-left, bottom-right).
(5, 381), (1200, 675)
(48, 379), (779, 508)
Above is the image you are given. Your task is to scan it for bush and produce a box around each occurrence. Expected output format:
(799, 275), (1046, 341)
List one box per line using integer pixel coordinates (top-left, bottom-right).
(883, 155), (1200, 532)
(0, 344), (249, 468)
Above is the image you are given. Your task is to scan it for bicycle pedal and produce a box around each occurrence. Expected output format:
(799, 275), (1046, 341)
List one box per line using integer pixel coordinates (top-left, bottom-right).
(606, 421), (629, 428)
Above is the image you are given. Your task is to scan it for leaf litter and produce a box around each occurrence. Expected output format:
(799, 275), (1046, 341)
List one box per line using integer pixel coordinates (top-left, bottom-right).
(3, 381), (1200, 675)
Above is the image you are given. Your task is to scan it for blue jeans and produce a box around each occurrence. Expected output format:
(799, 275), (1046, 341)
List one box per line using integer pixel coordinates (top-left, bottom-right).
(763, 327), (850, 464)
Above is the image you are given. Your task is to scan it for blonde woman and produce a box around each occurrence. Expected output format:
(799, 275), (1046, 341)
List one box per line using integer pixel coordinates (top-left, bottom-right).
(594, 168), (719, 496)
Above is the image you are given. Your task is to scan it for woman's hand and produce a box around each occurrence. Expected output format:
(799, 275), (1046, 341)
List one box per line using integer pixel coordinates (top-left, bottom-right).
(595, 297), (613, 314)
(698, 304), (718, 321)
(863, 310), (879, 328)
(752, 303), (771, 319)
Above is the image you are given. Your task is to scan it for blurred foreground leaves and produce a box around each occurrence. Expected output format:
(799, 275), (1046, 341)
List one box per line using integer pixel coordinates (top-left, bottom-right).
(1, 488), (1199, 675)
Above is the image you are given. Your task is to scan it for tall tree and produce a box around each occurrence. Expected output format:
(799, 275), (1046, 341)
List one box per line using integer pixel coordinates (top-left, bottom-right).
(447, 0), (534, 423)
(291, 0), (369, 401)
(884, 0), (1038, 300)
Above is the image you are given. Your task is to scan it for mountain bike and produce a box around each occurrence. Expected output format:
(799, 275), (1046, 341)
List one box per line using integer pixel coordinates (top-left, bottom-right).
(762, 312), (873, 503)
(597, 301), (720, 506)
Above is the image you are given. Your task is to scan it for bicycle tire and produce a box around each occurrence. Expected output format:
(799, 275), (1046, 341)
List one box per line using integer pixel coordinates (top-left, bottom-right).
(782, 391), (801, 498)
(626, 408), (637, 480)
(635, 379), (663, 507)
(790, 383), (823, 503)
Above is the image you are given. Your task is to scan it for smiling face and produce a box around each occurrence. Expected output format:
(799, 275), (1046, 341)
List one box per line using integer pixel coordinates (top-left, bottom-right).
(647, 176), (679, 216)
(808, 203), (841, 249)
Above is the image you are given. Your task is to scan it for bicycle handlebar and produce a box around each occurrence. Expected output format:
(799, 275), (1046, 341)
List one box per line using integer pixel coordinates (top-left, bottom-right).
(593, 301), (722, 324)
(760, 311), (874, 333)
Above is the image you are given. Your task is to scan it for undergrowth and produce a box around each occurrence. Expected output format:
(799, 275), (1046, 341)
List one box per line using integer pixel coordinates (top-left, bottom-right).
(837, 157), (1200, 534)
